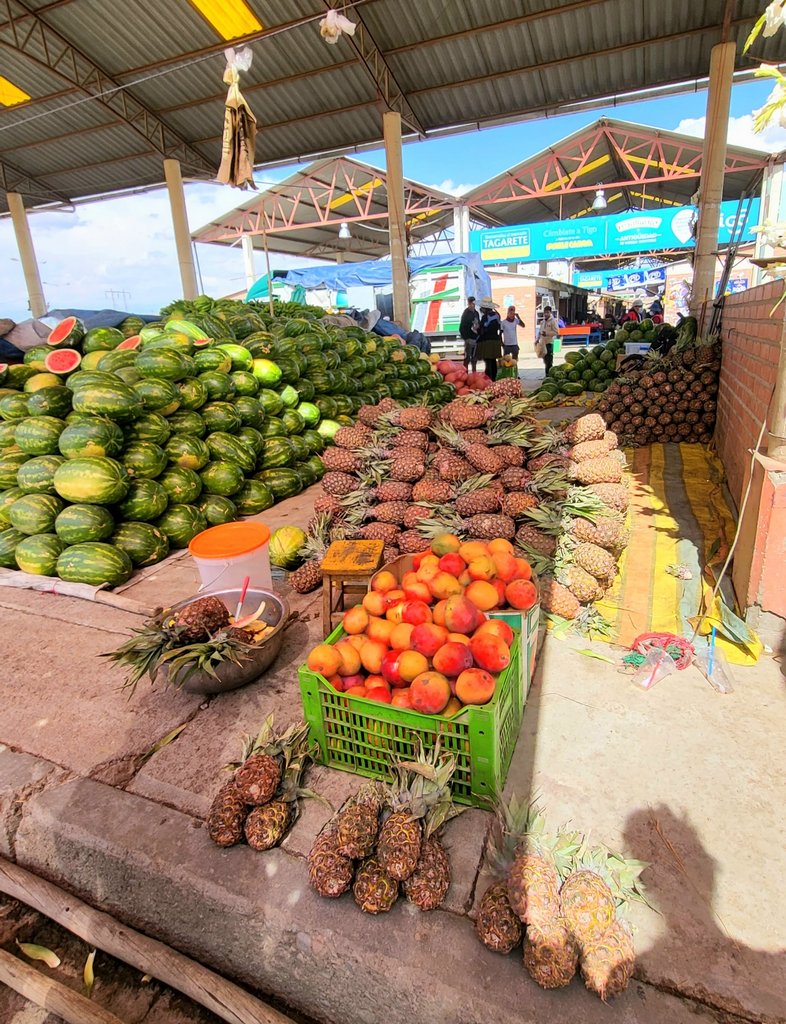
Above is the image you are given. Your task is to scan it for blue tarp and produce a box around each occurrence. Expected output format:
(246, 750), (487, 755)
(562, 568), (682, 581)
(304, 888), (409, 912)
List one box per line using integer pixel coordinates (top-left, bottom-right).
(246, 253), (492, 309)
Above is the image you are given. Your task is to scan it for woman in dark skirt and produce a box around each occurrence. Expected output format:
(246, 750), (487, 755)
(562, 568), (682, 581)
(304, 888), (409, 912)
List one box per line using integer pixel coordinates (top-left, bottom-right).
(475, 298), (502, 381)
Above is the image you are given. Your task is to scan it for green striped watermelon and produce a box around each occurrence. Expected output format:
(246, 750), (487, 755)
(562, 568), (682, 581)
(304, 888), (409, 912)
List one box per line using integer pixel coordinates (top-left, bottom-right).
(134, 378), (181, 415)
(116, 479), (168, 522)
(258, 436), (294, 469)
(305, 454), (326, 481)
(0, 451), (30, 488)
(0, 526), (24, 567)
(165, 435), (210, 470)
(8, 493), (64, 534)
(56, 542), (133, 586)
(24, 346), (50, 371)
(53, 457), (130, 504)
(55, 504), (115, 544)
(124, 412), (171, 445)
(234, 479), (275, 515)
(254, 468), (302, 500)
(279, 384), (300, 408)
(257, 389), (284, 416)
(158, 466), (202, 504)
(47, 316), (85, 348)
(58, 419), (125, 459)
(25, 371), (63, 391)
(0, 487), (22, 522)
(176, 377), (208, 410)
(259, 416), (285, 439)
(16, 454), (66, 494)
(97, 349), (138, 373)
(269, 525), (306, 569)
(229, 371), (258, 397)
(166, 410), (206, 437)
(237, 426), (264, 455)
(0, 422), (17, 449)
(82, 326), (124, 353)
(205, 431), (255, 473)
(114, 365), (141, 387)
(297, 402), (320, 427)
(15, 416), (66, 455)
(293, 461), (317, 488)
(14, 533), (65, 575)
(0, 394), (30, 421)
(199, 461), (244, 496)
(111, 521), (169, 567)
(252, 359), (282, 387)
(288, 435), (308, 462)
(143, 334), (193, 356)
(201, 401), (242, 434)
(163, 319), (209, 343)
(122, 442), (168, 480)
(136, 349), (191, 381)
(26, 386), (72, 419)
(5, 365), (39, 389)
(72, 383), (143, 422)
(194, 350), (231, 374)
(65, 370), (119, 391)
(234, 396), (264, 428)
(195, 493), (237, 525)
(154, 504), (206, 548)
(302, 429), (326, 455)
(216, 343), (253, 371)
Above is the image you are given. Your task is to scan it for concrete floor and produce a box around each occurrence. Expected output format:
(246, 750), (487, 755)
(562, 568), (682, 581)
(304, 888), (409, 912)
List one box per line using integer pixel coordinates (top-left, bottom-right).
(1, 481), (785, 1023)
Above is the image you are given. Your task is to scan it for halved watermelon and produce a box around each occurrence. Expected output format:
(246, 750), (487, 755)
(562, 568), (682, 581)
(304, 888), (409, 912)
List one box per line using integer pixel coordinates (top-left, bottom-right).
(47, 317), (85, 348)
(44, 349), (82, 376)
(116, 335), (142, 351)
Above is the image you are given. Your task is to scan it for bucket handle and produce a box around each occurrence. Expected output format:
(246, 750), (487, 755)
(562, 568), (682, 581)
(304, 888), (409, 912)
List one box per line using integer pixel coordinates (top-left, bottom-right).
(196, 560), (233, 593)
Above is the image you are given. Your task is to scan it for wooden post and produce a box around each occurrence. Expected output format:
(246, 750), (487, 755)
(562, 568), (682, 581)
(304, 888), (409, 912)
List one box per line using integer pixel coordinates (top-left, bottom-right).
(8, 192), (47, 317)
(690, 41), (735, 316)
(0, 947), (125, 1024)
(241, 234), (256, 291)
(383, 111), (410, 326)
(163, 158), (198, 300)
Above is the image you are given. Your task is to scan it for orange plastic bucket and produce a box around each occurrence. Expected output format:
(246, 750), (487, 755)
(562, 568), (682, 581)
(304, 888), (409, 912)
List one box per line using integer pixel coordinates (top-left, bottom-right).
(189, 522), (272, 592)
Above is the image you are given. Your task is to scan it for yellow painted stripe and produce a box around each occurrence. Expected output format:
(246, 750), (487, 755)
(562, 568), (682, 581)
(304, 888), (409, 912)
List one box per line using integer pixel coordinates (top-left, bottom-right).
(329, 178), (383, 211)
(188, 0), (262, 40)
(543, 154), (610, 192)
(627, 153), (697, 177)
(648, 445), (682, 634)
(0, 75), (30, 107)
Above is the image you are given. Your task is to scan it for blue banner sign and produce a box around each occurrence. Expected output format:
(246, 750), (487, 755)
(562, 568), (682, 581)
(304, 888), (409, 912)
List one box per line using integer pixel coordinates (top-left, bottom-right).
(470, 199), (760, 264)
(574, 266), (667, 291)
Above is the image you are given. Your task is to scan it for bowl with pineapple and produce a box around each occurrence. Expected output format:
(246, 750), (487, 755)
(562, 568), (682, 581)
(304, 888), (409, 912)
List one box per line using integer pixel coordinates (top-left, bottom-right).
(106, 588), (290, 695)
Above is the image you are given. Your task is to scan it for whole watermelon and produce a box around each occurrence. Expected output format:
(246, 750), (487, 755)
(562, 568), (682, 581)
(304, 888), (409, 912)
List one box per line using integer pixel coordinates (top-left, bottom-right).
(269, 525), (307, 569)
(199, 461), (244, 497)
(167, 410), (206, 437)
(58, 419), (125, 459)
(254, 468), (301, 500)
(176, 377), (208, 410)
(55, 504), (115, 544)
(0, 487), (22, 523)
(53, 457), (130, 505)
(0, 526), (24, 567)
(134, 378), (181, 415)
(111, 522), (169, 567)
(234, 479), (275, 515)
(154, 504), (207, 548)
(116, 479), (169, 522)
(195, 493), (237, 526)
(56, 542), (133, 586)
(72, 383), (143, 421)
(14, 533), (65, 575)
(15, 416), (66, 455)
(121, 442), (168, 480)
(124, 413), (172, 445)
(165, 435), (210, 471)
(9, 493), (65, 535)
(26, 387), (73, 419)
(16, 454), (66, 494)
(158, 466), (202, 505)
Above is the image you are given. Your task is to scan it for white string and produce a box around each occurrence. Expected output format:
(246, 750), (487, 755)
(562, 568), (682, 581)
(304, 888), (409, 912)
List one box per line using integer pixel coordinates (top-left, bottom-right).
(0, 0), (373, 136)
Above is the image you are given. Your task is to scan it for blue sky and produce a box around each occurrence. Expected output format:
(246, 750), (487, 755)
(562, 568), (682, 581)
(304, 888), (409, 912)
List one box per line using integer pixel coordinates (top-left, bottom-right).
(2, 78), (784, 323)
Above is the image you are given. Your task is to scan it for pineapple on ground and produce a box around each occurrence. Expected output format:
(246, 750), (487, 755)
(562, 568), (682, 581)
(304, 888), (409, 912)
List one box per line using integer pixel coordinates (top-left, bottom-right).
(244, 723), (315, 851)
(322, 471), (360, 496)
(356, 522), (401, 544)
(232, 716), (291, 806)
(308, 823), (354, 898)
(335, 781), (384, 859)
(523, 918), (579, 990)
(206, 780), (247, 847)
(321, 447), (364, 473)
(333, 424), (373, 449)
(401, 834), (451, 911)
(501, 492), (538, 517)
(580, 919), (636, 1002)
(570, 457), (624, 485)
(475, 882), (523, 953)
(287, 512), (331, 594)
(539, 576), (580, 620)
(353, 857), (399, 914)
(587, 482), (630, 512)
(559, 564), (602, 603)
(572, 541), (617, 581)
(564, 413), (606, 444)
(569, 438), (616, 463)
(569, 515), (628, 552)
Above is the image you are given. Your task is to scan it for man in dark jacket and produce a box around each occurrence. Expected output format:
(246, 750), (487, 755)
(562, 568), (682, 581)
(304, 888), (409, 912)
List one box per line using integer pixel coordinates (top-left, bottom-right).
(459, 296), (479, 372)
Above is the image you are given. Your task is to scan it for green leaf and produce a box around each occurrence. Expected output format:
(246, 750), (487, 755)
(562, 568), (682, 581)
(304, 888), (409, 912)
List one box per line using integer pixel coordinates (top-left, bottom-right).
(16, 941), (61, 968)
(83, 949), (96, 997)
(141, 723), (188, 764)
(744, 11), (766, 52)
(575, 648), (615, 664)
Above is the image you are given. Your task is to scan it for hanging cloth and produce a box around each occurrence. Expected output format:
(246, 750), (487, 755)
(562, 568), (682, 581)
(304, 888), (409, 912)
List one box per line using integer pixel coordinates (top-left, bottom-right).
(216, 47), (257, 190)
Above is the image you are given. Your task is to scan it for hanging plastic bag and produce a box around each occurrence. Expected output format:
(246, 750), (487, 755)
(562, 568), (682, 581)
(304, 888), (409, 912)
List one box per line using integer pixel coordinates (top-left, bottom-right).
(216, 47), (257, 189)
(319, 9), (357, 44)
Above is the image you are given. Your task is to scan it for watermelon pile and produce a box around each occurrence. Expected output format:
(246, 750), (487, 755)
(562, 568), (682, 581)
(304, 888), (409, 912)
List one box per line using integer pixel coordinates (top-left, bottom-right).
(0, 302), (452, 586)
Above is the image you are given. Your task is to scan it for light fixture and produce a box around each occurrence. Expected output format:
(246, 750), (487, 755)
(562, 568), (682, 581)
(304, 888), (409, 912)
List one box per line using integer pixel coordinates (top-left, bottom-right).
(591, 187), (607, 212)
(338, 221), (351, 240)
(0, 75), (30, 107)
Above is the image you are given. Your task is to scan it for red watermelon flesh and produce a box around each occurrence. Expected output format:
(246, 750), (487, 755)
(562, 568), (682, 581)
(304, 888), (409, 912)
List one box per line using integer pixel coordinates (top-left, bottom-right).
(44, 349), (82, 375)
(47, 316), (85, 348)
(192, 336), (212, 348)
(116, 335), (142, 351)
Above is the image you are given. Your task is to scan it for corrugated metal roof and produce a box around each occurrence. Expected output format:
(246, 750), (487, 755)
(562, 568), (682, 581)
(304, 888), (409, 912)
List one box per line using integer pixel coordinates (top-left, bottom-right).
(1, 0), (784, 213)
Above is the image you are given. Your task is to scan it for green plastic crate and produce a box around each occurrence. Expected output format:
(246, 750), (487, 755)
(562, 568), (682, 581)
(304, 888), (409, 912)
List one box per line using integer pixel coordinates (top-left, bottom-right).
(299, 623), (523, 808)
(491, 608), (539, 700)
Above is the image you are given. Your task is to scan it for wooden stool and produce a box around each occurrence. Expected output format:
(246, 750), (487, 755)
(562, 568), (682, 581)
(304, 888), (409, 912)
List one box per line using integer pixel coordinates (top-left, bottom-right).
(321, 540), (385, 637)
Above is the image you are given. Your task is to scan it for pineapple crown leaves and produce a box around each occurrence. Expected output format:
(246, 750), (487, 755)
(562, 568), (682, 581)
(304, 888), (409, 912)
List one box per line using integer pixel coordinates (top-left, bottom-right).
(527, 425), (565, 457)
(489, 794), (581, 882)
(574, 606), (614, 641)
(301, 512), (333, 560)
(453, 473), (497, 497)
(275, 724), (331, 809)
(516, 545), (554, 577)
(415, 512), (466, 541)
(527, 463), (570, 497)
(570, 837), (651, 910)
(388, 739), (464, 836)
(520, 504), (562, 534)
(229, 715), (307, 770)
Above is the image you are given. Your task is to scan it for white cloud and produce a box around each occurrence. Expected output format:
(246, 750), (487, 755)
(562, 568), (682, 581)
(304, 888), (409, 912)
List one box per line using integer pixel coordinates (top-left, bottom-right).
(433, 179), (476, 197)
(674, 113), (786, 153)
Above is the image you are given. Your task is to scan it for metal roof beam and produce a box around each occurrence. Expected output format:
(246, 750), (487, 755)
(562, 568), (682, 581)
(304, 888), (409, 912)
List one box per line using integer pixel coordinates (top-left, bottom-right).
(319, 1), (424, 136)
(0, 0), (215, 178)
(0, 155), (70, 205)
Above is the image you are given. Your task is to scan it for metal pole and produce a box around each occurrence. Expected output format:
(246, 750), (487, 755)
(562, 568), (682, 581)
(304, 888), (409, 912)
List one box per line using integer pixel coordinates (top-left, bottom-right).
(7, 192), (47, 317)
(383, 110), (410, 326)
(690, 41), (735, 317)
(241, 234), (256, 290)
(261, 228), (275, 317)
(163, 158), (198, 300)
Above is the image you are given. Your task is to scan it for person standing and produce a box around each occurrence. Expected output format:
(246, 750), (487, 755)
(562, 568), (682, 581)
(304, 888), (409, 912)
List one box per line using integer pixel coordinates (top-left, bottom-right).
(536, 305), (559, 376)
(621, 299), (644, 324)
(500, 305), (525, 361)
(459, 295), (479, 372)
(476, 298), (502, 381)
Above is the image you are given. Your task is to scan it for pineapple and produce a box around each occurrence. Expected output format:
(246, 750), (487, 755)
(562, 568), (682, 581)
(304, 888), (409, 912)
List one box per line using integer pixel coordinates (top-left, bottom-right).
(172, 596), (230, 642)
(403, 504), (429, 529)
(389, 455), (425, 483)
(335, 781), (384, 859)
(475, 881), (523, 953)
(435, 453), (474, 483)
(313, 494), (344, 518)
(464, 442), (503, 475)
(506, 803), (578, 927)
(377, 742), (458, 882)
(539, 576), (580, 619)
(334, 424), (372, 449)
(488, 377), (523, 399)
(243, 723), (315, 851)
(307, 823), (354, 898)
(232, 716), (294, 806)
(322, 471), (359, 496)
(491, 443), (525, 466)
(560, 869), (616, 947)
(321, 447), (363, 473)
(390, 429), (429, 451)
(445, 397), (489, 430)
(499, 466), (532, 491)
(401, 834), (451, 911)
(288, 512), (331, 594)
(523, 917), (579, 989)
(244, 800), (291, 851)
(383, 544), (399, 563)
(572, 542), (617, 581)
(580, 919), (635, 1001)
(358, 403), (387, 428)
(527, 453), (569, 474)
(412, 478), (452, 503)
(206, 780), (247, 847)
(372, 481), (413, 503)
(464, 513), (516, 540)
(397, 529), (431, 554)
(587, 482), (630, 512)
(370, 501), (409, 525)
(559, 564), (601, 603)
(353, 857), (399, 914)
(501, 492), (538, 517)
(569, 438), (614, 463)
(455, 489), (501, 516)
(396, 405), (433, 430)
(460, 428), (491, 445)
(515, 522), (558, 558)
(569, 457), (624, 485)
(570, 516), (628, 552)
(603, 430), (619, 450)
(357, 522), (401, 544)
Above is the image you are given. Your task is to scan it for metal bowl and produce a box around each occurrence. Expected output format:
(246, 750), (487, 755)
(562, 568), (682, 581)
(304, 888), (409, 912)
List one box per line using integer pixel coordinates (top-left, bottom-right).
(156, 588), (290, 695)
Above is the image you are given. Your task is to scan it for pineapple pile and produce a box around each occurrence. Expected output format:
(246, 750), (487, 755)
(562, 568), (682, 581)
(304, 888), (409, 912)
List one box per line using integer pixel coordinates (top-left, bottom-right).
(308, 743), (461, 914)
(597, 337), (720, 446)
(475, 800), (647, 1001)
(207, 717), (317, 851)
(289, 390), (632, 626)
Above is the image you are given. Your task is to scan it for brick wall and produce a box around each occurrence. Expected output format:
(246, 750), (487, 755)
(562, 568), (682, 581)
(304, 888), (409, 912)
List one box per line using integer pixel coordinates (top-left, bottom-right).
(716, 281), (784, 506)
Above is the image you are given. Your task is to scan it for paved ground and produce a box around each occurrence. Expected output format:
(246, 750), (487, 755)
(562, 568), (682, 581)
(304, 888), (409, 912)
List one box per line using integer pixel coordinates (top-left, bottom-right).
(1, 474), (785, 1023)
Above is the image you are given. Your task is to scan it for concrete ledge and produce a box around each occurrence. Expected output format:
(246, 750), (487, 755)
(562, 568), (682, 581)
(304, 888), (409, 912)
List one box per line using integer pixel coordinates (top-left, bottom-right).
(0, 746), (63, 858)
(13, 778), (736, 1024)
